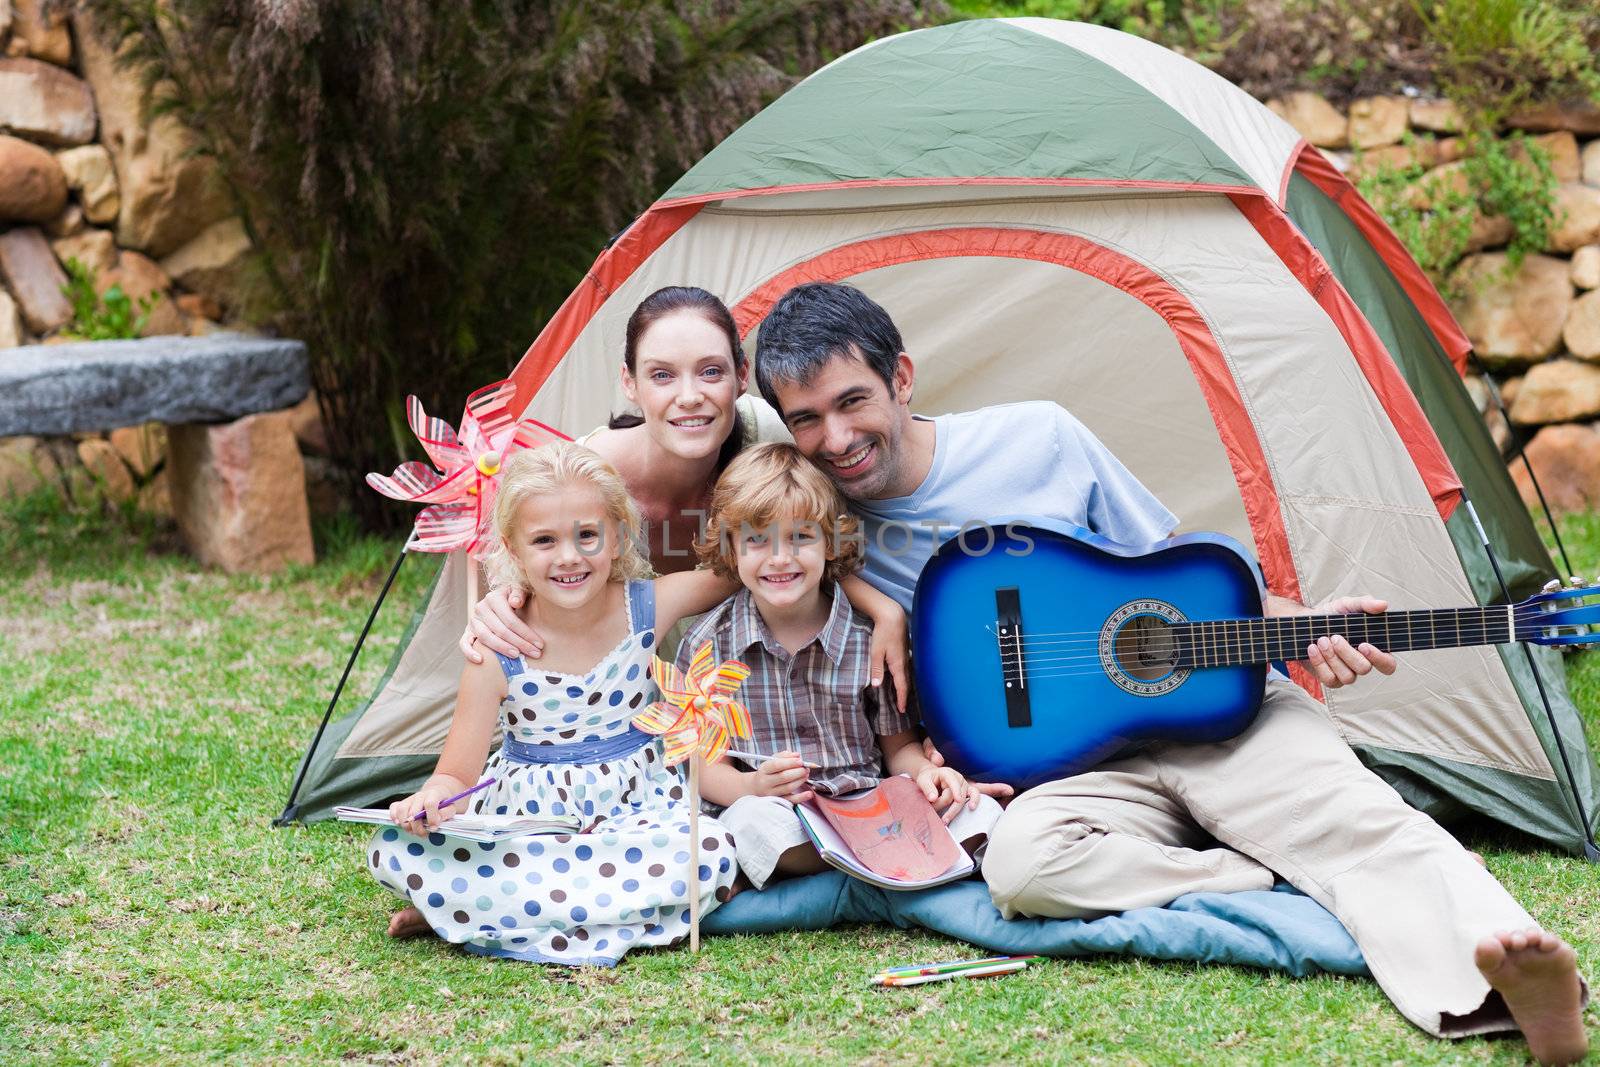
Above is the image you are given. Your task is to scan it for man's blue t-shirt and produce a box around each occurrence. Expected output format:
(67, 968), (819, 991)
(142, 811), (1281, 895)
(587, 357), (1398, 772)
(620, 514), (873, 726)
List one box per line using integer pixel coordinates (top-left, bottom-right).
(854, 401), (1178, 612)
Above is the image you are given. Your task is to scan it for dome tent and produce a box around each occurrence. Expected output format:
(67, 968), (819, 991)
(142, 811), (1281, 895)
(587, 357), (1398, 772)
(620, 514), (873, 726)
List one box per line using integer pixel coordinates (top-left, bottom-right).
(281, 17), (1598, 856)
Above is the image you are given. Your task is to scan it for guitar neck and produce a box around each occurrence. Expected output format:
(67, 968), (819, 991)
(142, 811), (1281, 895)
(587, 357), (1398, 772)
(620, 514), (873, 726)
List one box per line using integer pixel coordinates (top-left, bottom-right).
(1175, 606), (1521, 669)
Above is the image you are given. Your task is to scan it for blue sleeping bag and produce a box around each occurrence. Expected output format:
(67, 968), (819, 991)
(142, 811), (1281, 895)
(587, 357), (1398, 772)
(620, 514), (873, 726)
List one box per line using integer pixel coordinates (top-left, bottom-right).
(703, 873), (1367, 977)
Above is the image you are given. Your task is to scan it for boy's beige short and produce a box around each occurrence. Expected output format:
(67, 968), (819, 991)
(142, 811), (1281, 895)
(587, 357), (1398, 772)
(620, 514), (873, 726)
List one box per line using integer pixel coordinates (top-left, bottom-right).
(721, 787), (1003, 889)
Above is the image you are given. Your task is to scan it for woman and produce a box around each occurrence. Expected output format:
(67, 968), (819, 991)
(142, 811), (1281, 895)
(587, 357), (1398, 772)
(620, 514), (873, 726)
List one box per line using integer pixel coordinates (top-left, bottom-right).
(462, 286), (909, 703)
(579, 286), (787, 574)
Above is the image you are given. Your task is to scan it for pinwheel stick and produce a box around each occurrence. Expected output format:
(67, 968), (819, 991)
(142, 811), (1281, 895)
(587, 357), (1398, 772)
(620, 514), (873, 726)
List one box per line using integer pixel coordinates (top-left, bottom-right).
(688, 757), (702, 951)
(634, 644), (754, 957)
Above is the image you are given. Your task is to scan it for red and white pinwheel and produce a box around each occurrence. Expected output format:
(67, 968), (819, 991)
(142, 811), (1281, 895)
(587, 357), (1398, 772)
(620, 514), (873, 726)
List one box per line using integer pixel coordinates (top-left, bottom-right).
(366, 378), (567, 557)
(634, 642), (754, 766)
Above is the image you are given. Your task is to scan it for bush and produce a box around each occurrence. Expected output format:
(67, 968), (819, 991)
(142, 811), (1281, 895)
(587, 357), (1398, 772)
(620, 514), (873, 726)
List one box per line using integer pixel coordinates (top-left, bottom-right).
(1354, 132), (1557, 288)
(58, 258), (159, 341)
(945, 0), (1246, 65)
(1414, 0), (1600, 123)
(78, 0), (942, 529)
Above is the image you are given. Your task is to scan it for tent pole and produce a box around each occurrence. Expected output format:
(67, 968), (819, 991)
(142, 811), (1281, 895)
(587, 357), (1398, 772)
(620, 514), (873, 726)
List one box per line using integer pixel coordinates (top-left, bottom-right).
(1468, 352), (1575, 579)
(275, 545), (410, 826)
(1463, 497), (1599, 861)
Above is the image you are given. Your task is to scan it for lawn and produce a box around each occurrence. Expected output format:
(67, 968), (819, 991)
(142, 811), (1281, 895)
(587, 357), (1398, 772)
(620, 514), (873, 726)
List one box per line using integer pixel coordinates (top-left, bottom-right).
(3, 492), (1598, 1065)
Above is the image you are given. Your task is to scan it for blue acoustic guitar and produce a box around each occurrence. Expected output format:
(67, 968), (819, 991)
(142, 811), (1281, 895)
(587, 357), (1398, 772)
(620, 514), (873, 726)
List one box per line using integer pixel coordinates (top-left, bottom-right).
(911, 520), (1600, 790)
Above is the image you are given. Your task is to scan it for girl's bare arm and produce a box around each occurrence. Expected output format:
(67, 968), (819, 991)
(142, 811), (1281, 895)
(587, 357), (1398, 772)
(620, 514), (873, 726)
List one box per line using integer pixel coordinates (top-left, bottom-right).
(653, 569), (741, 634)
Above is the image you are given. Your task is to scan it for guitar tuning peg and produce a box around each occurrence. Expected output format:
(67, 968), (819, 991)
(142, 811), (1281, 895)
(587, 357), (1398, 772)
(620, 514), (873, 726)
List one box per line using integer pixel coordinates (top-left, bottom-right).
(1569, 576), (1586, 588)
(1543, 579), (1562, 592)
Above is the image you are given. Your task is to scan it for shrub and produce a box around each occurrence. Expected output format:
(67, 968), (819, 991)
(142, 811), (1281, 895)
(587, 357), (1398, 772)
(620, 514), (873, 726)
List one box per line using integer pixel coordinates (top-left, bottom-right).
(78, 0), (942, 529)
(59, 258), (159, 341)
(946, 0), (1248, 65)
(1354, 133), (1557, 291)
(1413, 0), (1600, 124)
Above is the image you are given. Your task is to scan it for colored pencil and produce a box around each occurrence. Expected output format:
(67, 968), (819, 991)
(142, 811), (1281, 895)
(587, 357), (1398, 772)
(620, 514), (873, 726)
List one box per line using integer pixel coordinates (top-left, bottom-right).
(722, 749), (823, 769)
(874, 954), (1039, 980)
(400, 777), (496, 826)
(873, 961), (1029, 987)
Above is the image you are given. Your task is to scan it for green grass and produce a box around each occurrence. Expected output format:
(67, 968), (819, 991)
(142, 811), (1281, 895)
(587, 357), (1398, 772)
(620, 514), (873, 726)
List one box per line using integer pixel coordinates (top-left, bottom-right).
(2, 490), (1597, 1065)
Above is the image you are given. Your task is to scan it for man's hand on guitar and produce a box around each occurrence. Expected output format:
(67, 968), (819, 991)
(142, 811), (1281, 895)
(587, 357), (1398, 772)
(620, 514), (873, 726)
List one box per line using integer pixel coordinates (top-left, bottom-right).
(1267, 593), (1398, 689)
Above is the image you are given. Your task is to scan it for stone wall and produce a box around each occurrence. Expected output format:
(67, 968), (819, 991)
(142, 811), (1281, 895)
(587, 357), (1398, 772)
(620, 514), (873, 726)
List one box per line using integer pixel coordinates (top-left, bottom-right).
(1267, 91), (1600, 513)
(0, 5), (336, 530)
(0, 6), (250, 346)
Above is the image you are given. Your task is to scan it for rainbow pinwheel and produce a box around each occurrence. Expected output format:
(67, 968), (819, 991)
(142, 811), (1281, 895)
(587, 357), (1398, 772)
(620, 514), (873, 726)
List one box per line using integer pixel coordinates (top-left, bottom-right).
(635, 642), (754, 765)
(366, 378), (567, 558)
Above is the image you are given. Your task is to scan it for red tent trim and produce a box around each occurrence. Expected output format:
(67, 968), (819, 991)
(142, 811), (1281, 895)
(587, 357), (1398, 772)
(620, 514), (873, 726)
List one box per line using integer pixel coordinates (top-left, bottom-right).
(501, 176), (1462, 528)
(1230, 191), (1464, 520)
(1290, 143), (1474, 374)
(503, 178), (1268, 417)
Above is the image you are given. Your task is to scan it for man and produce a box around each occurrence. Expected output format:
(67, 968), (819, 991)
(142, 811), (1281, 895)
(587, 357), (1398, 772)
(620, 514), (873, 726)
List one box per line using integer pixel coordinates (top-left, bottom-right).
(471, 281), (1587, 1063)
(748, 282), (1587, 1064)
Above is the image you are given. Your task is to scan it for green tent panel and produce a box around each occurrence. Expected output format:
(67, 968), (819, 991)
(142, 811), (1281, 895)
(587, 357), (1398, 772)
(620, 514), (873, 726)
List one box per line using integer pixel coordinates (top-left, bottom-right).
(666, 19), (1252, 201)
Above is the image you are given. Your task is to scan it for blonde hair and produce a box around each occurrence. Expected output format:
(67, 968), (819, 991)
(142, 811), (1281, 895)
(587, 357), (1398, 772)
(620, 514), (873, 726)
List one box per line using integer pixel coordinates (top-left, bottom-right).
(696, 442), (862, 583)
(484, 441), (653, 590)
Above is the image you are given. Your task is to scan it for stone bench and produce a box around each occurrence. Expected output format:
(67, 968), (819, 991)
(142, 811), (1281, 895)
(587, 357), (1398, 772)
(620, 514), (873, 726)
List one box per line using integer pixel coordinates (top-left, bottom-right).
(0, 333), (317, 572)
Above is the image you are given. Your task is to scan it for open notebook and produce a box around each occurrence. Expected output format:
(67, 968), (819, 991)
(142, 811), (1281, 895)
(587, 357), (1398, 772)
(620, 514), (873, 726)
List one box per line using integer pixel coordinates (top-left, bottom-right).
(334, 807), (583, 843)
(794, 775), (973, 891)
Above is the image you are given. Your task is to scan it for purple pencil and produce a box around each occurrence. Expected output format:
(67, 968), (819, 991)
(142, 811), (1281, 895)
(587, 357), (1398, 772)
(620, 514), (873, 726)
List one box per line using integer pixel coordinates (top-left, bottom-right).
(401, 777), (496, 827)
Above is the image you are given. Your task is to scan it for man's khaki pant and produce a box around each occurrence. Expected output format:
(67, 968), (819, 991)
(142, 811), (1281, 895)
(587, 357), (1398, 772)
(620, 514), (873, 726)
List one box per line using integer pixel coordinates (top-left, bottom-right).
(981, 675), (1551, 1038)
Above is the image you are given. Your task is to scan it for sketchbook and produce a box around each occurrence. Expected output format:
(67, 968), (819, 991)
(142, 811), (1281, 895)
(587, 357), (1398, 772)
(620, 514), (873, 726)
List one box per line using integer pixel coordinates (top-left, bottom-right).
(334, 807), (583, 843)
(794, 775), (973, 891)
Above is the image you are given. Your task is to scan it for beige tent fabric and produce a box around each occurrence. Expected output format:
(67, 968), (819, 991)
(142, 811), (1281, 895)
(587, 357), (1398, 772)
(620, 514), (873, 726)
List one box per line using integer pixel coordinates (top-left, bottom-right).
(337, 551), (500, 757)
(512, 190), (1553, 779)
(1286, 499), (1549, 775)
(1006, 18), (1303, 201)
(828, 255), (1249, 542)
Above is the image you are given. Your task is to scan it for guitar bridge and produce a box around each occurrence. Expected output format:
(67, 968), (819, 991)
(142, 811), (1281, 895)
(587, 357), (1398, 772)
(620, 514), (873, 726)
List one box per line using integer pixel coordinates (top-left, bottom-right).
(995, 587), (1031, 728)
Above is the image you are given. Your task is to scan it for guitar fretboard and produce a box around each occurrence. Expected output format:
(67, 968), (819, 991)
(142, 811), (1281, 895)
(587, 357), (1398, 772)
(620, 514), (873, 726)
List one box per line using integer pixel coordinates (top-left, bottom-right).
(1172, 607), (1518, 669)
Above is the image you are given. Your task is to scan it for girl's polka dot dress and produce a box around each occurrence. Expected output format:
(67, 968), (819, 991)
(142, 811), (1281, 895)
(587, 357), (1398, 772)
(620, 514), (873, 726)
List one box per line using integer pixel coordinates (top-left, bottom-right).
(366, 579), (738, 965)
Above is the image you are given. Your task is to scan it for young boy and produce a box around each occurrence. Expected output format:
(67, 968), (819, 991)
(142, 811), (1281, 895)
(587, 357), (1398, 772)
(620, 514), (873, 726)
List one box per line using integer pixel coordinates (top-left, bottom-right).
(683, 442), (1002, 888)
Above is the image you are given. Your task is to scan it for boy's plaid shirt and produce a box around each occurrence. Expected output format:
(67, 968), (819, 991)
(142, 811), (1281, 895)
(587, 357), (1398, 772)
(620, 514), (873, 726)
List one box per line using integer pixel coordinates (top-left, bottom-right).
(677, 583), (913, 796)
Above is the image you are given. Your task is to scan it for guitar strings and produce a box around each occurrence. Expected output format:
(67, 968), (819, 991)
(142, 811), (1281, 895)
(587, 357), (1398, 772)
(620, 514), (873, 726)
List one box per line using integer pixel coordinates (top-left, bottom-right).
(1000, 635), (1540, 680)
(992, 607), (1560, 646)
(1001, 642), (1548, 679)
(993, 620), (1548, 657)
(989, 605), (1562, 643)
(999, 618), (1543, 662)
(999, 626), (1538, 661)
(993, 613), (1560, 677)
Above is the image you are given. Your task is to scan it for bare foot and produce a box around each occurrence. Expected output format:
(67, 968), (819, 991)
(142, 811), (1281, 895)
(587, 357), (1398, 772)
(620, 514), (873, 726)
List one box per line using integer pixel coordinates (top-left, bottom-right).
(1475, 928), (1588, 1065)
(1470, 851), (1485, 867)
(386, 906), (432, 939)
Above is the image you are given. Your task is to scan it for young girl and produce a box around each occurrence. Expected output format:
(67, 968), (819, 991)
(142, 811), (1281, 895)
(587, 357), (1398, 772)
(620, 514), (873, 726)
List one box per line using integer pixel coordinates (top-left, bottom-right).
(366, 442), (744, 965)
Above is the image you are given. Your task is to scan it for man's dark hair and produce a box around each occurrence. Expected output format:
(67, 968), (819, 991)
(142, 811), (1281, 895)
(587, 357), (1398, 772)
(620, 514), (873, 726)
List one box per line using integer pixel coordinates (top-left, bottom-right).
(753, 282), (903, 413)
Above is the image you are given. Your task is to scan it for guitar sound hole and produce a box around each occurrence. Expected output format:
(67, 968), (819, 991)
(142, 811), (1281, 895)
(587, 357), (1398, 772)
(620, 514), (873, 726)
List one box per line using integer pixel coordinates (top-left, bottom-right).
(1114, 615), (1180, 681)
